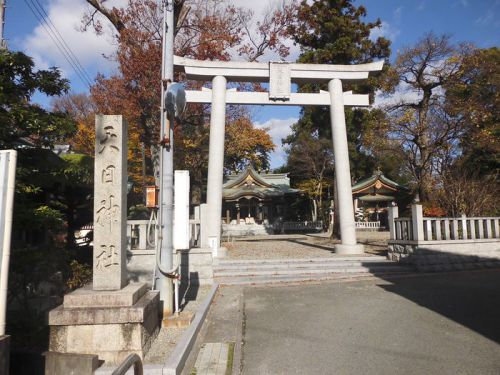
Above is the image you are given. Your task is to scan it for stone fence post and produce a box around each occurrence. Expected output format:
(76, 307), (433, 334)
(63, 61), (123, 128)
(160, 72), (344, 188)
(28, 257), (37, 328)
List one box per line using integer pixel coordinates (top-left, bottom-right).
(411, 203), (424, 242)
(387, 204), (399, 240)
(200, 203), (208, 248)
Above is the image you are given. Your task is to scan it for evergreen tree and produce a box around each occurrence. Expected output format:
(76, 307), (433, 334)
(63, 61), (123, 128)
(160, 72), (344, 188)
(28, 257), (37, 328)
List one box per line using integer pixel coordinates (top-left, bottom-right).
(283, 0), (393, 228)
(285, 0), (392, 182)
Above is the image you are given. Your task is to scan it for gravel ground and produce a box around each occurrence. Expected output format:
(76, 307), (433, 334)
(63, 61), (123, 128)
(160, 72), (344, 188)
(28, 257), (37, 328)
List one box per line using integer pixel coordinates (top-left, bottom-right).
(224, 231), (390, 259)
(144, 284), (212, 364)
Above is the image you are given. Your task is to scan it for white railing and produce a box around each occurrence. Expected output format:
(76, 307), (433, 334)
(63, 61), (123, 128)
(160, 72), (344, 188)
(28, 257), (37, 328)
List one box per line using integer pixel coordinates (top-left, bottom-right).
(388, 204), (500, 243)
(423, 217), (500, 241)
(355, 221), (381, 229)
(78, 219), (201, 251)
(127, 220), (156, 250)
(189, 219), (200, 248)
(393, 218), (413, 240)
(127, 219), (201, 250)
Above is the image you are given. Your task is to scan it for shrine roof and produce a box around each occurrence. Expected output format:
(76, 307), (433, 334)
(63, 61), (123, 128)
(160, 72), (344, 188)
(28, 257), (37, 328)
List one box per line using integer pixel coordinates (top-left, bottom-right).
(223, 166), (300, 200)
(352, 170), (408, 197)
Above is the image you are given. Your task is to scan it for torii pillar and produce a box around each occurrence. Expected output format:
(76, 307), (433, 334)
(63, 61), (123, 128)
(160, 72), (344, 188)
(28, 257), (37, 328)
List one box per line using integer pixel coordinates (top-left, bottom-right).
(205, 76), (227, 256)
(174, 56), (383, 255)
(329, 79), (363, 253)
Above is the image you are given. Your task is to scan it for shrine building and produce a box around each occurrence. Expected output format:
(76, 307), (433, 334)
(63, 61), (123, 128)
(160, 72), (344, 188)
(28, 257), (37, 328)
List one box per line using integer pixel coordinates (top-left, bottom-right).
(221, 166), (300, 236)
(352, 170), (409, 227)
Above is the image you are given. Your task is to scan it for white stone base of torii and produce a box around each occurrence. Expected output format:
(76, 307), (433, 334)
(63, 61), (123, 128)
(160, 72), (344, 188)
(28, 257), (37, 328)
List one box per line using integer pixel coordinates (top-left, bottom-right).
(174, 56), (384, 255)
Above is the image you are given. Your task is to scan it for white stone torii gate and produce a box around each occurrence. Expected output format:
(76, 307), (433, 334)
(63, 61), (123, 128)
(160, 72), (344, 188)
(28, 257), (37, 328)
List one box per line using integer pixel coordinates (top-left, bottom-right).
(174, 56), (383, 255)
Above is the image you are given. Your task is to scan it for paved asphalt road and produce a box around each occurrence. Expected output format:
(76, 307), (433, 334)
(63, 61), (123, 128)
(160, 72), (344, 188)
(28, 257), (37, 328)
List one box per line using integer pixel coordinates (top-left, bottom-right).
(239, 270), (500, 375)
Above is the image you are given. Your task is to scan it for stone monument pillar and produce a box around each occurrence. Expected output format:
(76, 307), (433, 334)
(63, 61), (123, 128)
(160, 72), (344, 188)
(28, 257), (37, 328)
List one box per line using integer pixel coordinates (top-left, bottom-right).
(48, 116), (160, 366)
(93, 115), (127, 290)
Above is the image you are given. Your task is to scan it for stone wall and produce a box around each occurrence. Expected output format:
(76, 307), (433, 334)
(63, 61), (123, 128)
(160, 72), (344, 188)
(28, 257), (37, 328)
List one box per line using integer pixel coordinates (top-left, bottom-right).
(127, 248), (214, 287)
(179, 248), (214, 286)
(388, 240), (500, 272)
(387, 243), (417, 263)
(127, 249), (156, 285)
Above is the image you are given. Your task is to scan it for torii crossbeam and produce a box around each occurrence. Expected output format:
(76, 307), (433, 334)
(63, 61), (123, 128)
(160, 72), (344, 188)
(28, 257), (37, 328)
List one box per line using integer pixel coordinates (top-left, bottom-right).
(174, 55), (384, 255)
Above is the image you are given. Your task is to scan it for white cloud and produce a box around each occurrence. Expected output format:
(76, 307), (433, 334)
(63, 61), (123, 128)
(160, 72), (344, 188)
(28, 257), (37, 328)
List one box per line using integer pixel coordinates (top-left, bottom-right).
(475, 9), (495, 25)
(254, 117), (298, 169)
(370, 21), (400, 42)
(374, 83), (422, 108)
(22, 0), (300, 90)
(393, 6), (402, 22)
(22, 0), (125, 87)
(230, 0), (286, 15)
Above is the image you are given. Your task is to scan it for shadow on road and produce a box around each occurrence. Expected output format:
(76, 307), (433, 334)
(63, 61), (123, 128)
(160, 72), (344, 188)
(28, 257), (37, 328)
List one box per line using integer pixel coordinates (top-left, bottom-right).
(368, 264), (500, 344)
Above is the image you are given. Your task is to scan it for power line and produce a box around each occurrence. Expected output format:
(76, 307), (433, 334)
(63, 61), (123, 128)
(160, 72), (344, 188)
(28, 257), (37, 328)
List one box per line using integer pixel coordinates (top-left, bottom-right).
(24, 0), (92, 87)
(31, 0), (93, 85)
(23, 0), (92, 88)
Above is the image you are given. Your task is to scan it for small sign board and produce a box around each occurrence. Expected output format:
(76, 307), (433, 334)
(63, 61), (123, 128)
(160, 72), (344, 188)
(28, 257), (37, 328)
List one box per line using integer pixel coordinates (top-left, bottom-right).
(269, 62), (291, 101)
(146, 186), (158, 208)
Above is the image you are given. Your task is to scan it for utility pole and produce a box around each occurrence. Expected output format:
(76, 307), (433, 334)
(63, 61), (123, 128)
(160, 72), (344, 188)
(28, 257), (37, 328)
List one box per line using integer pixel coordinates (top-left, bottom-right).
(0, 0), (6, 49)
(157, 0), (175, 319)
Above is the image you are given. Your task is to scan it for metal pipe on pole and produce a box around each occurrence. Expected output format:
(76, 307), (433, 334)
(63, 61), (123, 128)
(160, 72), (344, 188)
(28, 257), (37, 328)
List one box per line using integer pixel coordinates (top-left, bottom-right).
(157, 0), (174, 318)
(0, 150), (17, 335)
(0, 0), (6, 49)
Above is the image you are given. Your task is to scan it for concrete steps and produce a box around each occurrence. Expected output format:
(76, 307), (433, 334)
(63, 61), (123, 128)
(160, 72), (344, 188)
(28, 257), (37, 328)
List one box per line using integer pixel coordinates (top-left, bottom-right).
(214, 256), (412, 285)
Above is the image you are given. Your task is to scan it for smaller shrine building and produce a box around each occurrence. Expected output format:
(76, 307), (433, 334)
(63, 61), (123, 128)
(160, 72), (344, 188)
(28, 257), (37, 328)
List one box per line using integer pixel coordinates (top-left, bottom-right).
(352, 170), (409, 227)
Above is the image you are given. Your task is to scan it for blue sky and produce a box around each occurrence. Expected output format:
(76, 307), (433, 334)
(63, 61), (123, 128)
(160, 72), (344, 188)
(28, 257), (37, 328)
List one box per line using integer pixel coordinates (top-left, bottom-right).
(5, 0), (500, 167)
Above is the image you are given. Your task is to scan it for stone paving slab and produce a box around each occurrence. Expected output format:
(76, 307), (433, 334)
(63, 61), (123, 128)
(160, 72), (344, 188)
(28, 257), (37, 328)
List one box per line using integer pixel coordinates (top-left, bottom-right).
(193, 343), (229, 375)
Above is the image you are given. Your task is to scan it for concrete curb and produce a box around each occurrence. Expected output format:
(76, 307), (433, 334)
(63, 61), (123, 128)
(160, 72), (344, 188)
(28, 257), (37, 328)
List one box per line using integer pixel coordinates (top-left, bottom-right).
(95, 283), (219, 375)
(162, 283), (219, 375)
(231, 292), (244, 375)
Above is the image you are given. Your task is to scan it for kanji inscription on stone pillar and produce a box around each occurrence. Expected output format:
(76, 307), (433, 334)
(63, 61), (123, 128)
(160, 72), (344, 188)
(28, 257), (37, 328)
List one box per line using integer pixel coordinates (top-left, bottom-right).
(93, 115), (128, 290)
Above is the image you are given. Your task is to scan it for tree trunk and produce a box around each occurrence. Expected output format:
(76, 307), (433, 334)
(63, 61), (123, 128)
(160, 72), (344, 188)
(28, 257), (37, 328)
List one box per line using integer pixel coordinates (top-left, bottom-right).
(416, 88), (433, 202)
(331, 181), (340, 239)
(312, 199), (318, 222)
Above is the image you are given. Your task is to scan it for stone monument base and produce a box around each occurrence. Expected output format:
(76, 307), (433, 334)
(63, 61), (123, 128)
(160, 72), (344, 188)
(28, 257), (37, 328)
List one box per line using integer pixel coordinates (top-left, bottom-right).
(48, 283), (160, 366)
(335, 243), (365, 255)
(162, 311), (194, 328)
